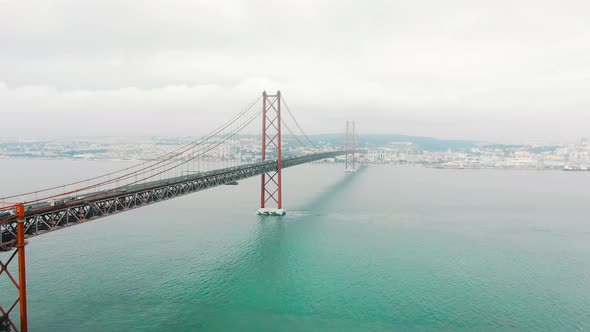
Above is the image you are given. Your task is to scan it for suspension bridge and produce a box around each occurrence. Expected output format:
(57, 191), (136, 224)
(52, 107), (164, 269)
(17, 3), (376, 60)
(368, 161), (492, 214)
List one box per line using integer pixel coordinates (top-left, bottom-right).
(0, 91), (360, 331)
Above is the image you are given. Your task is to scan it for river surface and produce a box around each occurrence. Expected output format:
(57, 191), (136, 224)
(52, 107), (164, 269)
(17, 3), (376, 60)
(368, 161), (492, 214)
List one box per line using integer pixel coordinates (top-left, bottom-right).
(1, 159), (590, 331)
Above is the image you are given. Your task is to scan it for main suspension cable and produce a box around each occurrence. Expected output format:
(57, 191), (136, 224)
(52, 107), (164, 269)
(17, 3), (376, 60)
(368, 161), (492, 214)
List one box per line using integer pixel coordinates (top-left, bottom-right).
(16, 97), (262, 203)
(0, 96), (262, 201)
(281, 97), (318, 149)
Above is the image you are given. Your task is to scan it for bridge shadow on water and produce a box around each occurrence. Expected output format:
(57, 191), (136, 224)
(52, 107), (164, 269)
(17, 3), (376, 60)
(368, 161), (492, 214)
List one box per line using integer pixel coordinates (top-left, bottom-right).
(160, 166), (368, 330)
(292, 164), (367, 216)
(161, 219), (292, 329)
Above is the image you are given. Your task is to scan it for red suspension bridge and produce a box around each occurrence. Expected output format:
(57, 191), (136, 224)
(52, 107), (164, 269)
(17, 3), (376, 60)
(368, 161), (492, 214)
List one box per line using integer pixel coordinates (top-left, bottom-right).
(0, 91), (359, 331)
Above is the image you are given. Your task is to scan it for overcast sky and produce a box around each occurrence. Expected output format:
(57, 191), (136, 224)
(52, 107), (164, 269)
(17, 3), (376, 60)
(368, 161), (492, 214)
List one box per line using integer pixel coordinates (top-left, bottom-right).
(1, 0), (589, 143)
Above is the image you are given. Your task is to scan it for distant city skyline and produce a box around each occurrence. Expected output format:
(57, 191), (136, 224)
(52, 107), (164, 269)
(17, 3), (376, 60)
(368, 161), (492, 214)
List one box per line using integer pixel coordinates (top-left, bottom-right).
(2, 1), (590, 143)
(3, 135), (590, 172)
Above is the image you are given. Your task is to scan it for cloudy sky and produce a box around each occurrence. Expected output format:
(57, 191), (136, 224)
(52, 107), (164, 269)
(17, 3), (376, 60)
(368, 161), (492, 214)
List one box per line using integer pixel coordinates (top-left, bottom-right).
(1, 0), (589, 143)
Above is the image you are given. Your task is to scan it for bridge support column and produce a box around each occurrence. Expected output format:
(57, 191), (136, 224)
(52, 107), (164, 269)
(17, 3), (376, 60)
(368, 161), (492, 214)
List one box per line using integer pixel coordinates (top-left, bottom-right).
(345, 121), (357, 172)
(257, 91), (286, 216)
(0, 203), (28, 332)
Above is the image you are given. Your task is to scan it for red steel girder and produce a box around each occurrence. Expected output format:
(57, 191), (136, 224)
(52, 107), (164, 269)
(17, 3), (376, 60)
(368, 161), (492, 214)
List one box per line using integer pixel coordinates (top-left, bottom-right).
(0, 203), (28, 332)
(345, 121), (357, 172)
(260, 91), (283, 209)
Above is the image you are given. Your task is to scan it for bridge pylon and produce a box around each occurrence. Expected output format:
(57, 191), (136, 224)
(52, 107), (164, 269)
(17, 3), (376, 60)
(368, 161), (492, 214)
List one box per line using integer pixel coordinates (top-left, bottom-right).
(345, 121), (357, 172)
(0, 203), (28, 332)
(257, 91), (286, 216)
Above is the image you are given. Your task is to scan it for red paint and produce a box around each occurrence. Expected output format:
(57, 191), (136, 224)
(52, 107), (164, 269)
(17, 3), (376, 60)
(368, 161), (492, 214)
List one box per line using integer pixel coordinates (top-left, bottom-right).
(261, 91), (267, 208)
(276, 91), (282, 209)
(16, 203), (28, 332)
(260, 91), (283, 210)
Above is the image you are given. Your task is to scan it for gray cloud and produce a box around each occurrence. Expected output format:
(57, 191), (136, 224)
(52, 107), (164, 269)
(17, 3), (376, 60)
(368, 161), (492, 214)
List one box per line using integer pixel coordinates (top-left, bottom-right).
(1, 0), (589, 142)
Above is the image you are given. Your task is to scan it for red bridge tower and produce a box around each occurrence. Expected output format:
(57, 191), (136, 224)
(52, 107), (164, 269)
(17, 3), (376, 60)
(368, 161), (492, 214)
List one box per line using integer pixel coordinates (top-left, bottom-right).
(257, 91), (286, 216)
(345, 120), (357, 172)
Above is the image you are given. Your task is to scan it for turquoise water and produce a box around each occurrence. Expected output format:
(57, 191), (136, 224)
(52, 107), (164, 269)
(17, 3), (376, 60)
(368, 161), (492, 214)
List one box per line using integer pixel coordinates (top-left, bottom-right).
(2, 161), (590, 331)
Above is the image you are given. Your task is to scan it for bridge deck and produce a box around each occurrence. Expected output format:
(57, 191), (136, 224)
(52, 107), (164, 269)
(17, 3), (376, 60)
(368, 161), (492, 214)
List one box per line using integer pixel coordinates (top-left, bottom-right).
(0, 150), (353, 250)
